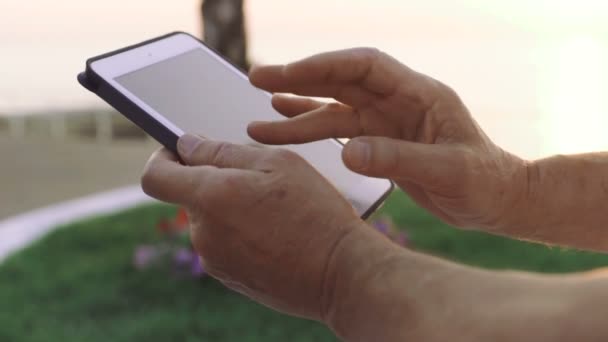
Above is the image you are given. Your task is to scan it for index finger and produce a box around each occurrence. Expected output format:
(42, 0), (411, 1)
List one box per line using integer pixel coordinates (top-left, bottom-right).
(250, 48), (428, 99)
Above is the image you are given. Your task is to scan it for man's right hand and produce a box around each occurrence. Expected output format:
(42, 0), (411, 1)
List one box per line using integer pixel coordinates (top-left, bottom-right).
(247, 48), (530, 232)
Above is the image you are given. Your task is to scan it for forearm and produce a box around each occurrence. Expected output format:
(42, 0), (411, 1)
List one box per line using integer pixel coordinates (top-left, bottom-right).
(324, 224), (484, 341)
(504, 153), (608, 251)
(325, 224), (608, 341)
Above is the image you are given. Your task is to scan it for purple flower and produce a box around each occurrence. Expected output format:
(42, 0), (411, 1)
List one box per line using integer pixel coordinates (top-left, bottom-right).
(174, 248), (194, 268)
(133, 245), (158, 270)
(373, 220), (390, 234)
(190, 256), (206, 277)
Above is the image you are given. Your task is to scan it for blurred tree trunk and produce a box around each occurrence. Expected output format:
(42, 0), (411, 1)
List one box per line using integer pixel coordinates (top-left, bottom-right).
(201, 0), (249, 71)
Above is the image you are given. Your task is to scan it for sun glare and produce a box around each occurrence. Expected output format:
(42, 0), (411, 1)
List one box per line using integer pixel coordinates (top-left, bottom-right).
(539, 35), (608, 155)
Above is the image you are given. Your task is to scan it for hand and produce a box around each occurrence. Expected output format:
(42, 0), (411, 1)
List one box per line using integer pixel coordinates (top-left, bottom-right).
(248, 48), (530, 231)
(140, 134), (395, 321)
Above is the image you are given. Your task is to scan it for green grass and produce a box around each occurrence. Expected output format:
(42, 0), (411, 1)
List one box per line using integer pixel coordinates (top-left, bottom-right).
(1, 191), (608, 341)
(0, 205), (335, 342)
(381, 191), (608, 273)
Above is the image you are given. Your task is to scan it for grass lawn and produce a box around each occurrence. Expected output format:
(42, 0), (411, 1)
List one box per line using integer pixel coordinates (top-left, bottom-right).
(2, 191), (608, 341)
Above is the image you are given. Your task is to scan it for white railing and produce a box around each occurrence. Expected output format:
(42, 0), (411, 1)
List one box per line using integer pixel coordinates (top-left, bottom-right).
(0, 110), (146, 143)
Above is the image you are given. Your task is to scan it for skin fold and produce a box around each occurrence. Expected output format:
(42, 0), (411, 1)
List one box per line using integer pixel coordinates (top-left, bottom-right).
(141, 48), (608, 341)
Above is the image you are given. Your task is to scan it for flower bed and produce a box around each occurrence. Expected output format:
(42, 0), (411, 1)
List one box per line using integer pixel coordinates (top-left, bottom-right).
(2, 191), (608, 341)
(0, 205), (336, 342)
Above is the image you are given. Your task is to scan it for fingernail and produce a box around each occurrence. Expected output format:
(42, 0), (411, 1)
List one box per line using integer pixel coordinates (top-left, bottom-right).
(178, 134), (203, 157)
(347, 140), (370, 171)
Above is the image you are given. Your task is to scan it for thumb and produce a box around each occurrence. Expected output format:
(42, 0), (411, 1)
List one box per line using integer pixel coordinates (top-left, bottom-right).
(342, 137), (463, 189)
(177, 134), (262, 169)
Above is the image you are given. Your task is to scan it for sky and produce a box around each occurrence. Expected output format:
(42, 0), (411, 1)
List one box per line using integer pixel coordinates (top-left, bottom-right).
(0, 0), (607, 158)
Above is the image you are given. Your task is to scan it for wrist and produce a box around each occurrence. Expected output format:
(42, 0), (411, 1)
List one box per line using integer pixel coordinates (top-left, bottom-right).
(322, 221), (568, 341)
(490, 156), (542, 235)
(321, 222), (405, 340)
(495, 153), (608, 249)
(322, 222), (466, 341)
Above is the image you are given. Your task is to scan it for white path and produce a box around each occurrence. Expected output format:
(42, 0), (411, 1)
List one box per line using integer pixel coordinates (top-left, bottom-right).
(0, 185), (156, 263)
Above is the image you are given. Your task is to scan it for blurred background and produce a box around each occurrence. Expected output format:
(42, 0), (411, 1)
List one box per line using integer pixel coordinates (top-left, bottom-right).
(2, 0), (608, 217)
(1, 1), (607, 341)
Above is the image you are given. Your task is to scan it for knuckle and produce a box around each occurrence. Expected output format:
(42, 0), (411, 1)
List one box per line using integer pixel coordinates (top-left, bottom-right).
(439, 82), (459, 100)
(210, 142), (234, 165)
(351, 47), (386, 71)
(362, 47), (390, 67)
(423, 79), (466, 116)
(353, 47), (382, 60)
(433, 79), (462, 102)
(198, 141), (247, 168)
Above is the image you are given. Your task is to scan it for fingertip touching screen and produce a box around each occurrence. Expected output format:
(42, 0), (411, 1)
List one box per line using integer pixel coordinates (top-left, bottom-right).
(113, 46), (390, 216)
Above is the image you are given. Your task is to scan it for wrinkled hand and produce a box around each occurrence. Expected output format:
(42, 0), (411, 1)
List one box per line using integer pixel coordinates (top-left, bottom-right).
(141, 135), (384, 321)
(248, 48), (529, 231)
